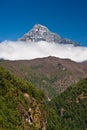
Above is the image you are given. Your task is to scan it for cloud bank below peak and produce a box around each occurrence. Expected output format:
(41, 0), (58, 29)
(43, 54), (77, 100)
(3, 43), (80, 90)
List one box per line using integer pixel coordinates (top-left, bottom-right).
(0, 40), (87, 62)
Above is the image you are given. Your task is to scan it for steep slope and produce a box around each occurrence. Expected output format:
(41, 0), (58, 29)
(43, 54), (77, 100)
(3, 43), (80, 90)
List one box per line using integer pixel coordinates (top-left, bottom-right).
(18, 24), (78, 46)
(0, 56), (87, 98)
(48, 78), (87, 130)
(0, 63), (87, 130)
(0, 67), (46, 130)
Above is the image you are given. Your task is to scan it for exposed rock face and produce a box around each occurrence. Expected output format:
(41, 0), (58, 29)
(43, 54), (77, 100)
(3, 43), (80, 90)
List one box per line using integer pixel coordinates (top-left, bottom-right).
(17, 93), (46, 130)
(18, 24), (78, 46)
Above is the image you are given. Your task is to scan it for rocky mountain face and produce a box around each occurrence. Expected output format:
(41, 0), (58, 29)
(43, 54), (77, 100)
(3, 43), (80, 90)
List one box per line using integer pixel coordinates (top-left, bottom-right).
(0, 56), (87, 99)
(18, 24), (78, 45)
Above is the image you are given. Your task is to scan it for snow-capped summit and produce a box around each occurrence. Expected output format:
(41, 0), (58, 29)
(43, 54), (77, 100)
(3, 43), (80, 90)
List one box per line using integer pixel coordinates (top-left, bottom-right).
(18, 24), (61, 43)
(18, 24), (78, 45)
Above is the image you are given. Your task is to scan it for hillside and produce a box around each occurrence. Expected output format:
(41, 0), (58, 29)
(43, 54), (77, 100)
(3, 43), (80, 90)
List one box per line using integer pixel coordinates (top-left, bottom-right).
(0, 65), (87, 130)
(0, 56), (87, 98)
(48, 78), (87, 130)
(0, 67), (46, 130)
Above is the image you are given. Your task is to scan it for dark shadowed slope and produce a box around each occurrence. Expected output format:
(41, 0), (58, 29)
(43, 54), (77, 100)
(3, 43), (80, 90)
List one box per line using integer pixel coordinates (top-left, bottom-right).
(48, 78), (87, 130)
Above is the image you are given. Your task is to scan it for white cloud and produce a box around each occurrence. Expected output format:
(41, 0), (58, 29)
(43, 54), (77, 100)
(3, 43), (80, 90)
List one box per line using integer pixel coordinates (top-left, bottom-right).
(0, 40), (87, 62)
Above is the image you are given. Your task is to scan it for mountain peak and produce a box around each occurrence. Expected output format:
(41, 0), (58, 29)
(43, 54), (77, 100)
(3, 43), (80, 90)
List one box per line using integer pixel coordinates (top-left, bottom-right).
(18, 24), (78, 46)
(33, 24), (48, 29)
(18, 23), (61, 42)
(30, 24), (49, 36)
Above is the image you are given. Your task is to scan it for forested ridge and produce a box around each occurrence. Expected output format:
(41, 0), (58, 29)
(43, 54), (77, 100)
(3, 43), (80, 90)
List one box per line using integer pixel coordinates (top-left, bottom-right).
(0, 66), (87, 130)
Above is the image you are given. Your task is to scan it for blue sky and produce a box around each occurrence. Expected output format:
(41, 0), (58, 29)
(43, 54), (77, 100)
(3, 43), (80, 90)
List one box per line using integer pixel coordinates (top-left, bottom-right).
(0, 0), (87, 46)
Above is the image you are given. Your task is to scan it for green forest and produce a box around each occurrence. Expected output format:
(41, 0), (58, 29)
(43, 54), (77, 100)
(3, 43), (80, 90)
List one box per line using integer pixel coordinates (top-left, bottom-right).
(0, 67), (46, 130)
(0, 66), (87, 130)
(47, 78), (87, 130)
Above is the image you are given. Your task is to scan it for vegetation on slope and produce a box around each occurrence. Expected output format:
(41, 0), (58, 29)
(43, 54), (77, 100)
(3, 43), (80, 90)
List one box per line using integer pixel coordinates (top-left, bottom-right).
(0, 59), (75, 99)
(0, 67), (46, 130)
(0, 65), (87, 130)
(47, 78), (87, 130)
